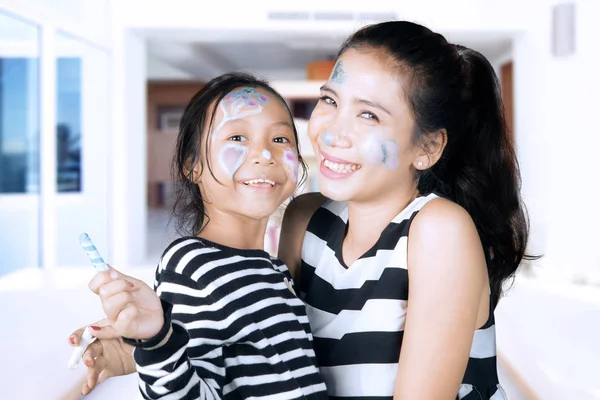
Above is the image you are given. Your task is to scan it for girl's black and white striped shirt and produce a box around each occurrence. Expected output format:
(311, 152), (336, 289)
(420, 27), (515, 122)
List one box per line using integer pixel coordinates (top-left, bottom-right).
(299, 193), (507, 400)
(132, 237), (328, 400)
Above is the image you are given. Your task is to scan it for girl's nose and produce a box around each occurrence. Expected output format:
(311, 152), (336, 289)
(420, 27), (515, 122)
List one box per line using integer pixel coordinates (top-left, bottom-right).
(252, 148), (275, 165)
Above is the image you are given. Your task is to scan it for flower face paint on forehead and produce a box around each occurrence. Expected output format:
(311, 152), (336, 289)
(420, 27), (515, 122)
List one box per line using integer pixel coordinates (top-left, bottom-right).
(329, 61), (346, 84)
(362, 132), (400, 170)
(212, 87), (270, 141)
(283, 148), (299, 183)
(218, 143), (248, 180)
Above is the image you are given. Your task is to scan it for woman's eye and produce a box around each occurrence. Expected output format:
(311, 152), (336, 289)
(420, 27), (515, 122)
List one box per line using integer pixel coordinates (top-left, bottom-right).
(228, 135), (247, 142)
(360, 111), (379, 121)
(319, 95), (336, 106)
(273, 137), (290, 144)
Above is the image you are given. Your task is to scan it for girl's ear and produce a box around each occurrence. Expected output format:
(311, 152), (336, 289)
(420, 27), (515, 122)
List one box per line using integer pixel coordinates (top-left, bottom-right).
(185, 162), (202, 184)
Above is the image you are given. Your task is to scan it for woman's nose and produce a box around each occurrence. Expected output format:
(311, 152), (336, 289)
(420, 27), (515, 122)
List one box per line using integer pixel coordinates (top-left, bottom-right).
(321, 130), (351, 148)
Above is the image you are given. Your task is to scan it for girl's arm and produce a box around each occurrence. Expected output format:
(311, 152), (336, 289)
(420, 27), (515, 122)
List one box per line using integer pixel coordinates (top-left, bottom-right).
(394, 198), (489, 400)
(278, 192), (327, 281)
(133, 269), (225, 400)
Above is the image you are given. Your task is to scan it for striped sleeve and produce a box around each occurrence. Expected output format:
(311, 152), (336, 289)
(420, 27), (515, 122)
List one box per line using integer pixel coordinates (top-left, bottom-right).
(133, 256), (228, 399)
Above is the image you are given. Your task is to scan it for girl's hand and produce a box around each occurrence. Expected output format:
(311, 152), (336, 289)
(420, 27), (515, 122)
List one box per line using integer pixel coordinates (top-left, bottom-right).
(67, 321), (136, 395)
(88, 268), (164, 340)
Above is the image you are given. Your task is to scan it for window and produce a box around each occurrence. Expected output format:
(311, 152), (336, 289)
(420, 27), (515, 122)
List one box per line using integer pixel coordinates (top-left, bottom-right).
(0, 12), (40, 276)
(0, 17), (39, 194)
(56, 57), (82, 192)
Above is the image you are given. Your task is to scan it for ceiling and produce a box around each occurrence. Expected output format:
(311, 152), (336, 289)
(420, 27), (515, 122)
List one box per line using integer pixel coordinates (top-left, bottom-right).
(145, 29), (512, 81)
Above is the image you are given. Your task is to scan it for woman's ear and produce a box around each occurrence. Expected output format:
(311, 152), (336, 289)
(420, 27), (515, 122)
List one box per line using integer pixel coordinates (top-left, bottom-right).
(414, 129), (447, 170)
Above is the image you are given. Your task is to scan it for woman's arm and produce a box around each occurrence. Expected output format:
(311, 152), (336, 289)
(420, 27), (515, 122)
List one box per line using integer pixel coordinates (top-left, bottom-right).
(278, 192), (327, 281)
(395, 198), (489, 400)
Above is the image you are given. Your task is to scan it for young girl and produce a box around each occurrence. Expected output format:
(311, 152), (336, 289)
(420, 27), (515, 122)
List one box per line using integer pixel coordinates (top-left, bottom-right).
(84, 73), (328, 399)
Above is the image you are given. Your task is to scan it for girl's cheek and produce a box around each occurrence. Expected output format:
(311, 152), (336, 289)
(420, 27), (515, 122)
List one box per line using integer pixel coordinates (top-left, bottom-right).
(282, 149), (299, 183)
(217, 143), (248, 180)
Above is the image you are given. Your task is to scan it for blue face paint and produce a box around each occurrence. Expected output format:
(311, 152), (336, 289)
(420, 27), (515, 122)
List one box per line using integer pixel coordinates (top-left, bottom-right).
(322, 131), (335, 146)
(329, 61), (346, 84)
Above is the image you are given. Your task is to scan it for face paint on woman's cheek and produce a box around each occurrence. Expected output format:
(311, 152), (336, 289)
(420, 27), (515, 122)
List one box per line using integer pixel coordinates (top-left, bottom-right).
(361, 133), (400, 170)
(218, 143), (248, 180)
(283, 149), (299, 183)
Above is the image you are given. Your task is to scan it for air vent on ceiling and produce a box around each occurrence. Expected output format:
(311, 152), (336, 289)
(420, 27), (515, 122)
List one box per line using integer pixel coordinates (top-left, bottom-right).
(314, 12), (354, 21)
(267, 11), (397, 22)
(267, 11), (311, 21)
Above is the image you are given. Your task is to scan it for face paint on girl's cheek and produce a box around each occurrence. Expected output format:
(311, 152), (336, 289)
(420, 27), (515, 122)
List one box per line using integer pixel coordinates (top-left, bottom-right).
(283, 149), (299, 183)
(212, 87), (269, 142)
(218, 143), (248, 180)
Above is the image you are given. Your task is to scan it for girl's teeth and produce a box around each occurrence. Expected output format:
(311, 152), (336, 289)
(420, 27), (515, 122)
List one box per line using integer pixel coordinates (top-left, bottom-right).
(323, 159), (360, 173)
(244, 179), (275, 186)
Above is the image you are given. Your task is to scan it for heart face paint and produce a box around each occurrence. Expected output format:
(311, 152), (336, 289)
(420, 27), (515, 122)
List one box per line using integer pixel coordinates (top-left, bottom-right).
(212, 87), (269, 142)
(283, 149), (299, 183)
(362, 133), (399, 170)
(218, 143), (248, 180)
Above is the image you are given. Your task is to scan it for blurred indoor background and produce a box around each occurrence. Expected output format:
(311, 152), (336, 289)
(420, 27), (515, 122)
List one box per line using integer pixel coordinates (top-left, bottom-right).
(0, 0), (598, 399)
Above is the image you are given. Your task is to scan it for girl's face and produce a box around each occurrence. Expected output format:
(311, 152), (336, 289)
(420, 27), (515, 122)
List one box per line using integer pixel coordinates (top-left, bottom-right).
(308, 49), (424, 204)
(197, 87), (299, 221)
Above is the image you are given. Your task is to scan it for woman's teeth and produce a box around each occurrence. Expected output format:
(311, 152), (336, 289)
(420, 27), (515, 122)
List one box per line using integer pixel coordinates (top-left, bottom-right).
(322, 158), (360, 174)
(244, 178), (275, 186)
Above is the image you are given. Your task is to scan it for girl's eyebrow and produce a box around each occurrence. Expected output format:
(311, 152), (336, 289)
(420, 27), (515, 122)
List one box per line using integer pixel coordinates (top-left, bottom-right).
(269, 121), (294, 129)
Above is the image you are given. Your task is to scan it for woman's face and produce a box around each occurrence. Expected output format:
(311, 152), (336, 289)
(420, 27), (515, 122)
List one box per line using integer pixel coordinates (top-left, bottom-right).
(308, 49), (423, 204)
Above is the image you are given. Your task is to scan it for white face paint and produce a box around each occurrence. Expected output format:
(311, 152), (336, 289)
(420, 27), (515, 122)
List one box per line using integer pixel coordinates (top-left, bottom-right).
(212, 87), (270, 143)
(261, 149), (272, 161)
(218, 143), (248, 180)
(283, 149), (299, 183)
(361, 132), (400, 170)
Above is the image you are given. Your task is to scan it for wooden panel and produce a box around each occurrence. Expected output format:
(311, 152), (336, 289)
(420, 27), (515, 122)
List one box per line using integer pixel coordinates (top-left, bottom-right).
(147, 81), (204, 207)
(501, 62), (514, 144)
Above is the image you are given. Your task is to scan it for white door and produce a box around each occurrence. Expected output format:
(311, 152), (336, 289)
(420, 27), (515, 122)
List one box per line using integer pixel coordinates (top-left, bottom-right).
(55, 33), (109, 267)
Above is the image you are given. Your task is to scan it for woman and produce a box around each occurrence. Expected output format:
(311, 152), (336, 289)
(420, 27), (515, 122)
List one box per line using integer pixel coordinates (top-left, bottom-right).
(70, 21), (533, 399)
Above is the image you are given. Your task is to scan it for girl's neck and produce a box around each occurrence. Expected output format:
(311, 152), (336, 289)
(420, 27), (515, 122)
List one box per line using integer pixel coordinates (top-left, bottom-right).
(198, 209), (268, 251)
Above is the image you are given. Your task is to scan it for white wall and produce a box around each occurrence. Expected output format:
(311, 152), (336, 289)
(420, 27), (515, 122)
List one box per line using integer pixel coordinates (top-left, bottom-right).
(513, 0), (600, 281)
(499, 0), (600, 397)
(107, 12), (148, 267)
(147, 54), (195, 80)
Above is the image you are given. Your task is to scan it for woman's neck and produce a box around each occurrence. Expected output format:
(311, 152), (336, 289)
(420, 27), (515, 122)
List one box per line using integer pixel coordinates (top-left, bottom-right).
(198, 208), (268, 251)
(343, 185), (419, 266)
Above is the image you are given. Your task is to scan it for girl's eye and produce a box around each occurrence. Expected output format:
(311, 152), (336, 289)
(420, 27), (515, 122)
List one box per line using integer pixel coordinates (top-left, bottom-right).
(319, 95), (336, 106)
(360, 111), (379, 122)
(228, 135), (247, 142)
(273, 137), (290, 144)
